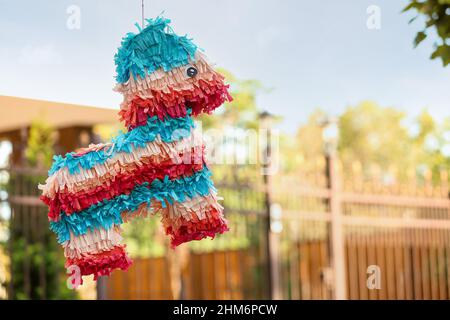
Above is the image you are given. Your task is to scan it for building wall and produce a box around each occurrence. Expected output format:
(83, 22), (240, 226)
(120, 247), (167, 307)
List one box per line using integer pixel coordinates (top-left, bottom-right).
(0, 126), (99, 167)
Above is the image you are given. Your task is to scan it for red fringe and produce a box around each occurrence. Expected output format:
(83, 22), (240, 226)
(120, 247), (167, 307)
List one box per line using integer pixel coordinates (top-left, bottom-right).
(66, 245), (132, 281)
(120, 78), (232, 129)
(43, 147), (205, 221)
(163, 206), (229, 248)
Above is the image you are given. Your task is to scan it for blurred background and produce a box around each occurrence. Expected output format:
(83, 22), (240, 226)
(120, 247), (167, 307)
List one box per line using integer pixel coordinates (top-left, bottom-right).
(0, 0), (450, 300)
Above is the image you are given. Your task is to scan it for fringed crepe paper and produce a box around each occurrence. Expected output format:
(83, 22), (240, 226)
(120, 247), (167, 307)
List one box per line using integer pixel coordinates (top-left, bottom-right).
(39, 16), (232, 283)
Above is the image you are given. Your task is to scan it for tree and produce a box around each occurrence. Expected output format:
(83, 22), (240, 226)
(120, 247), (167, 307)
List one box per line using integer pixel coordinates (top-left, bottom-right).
(7, 119), (77, 299)
(404, 0), (450, 66)
(338, 101), (411, 171)
(339, 102), (450, 182)
(282, 110), (327, 176)
(291, 101), (450, 183)
(25, 119), (57, 169)
(198, 69), (274, 184)
(198, 68), (265, 131)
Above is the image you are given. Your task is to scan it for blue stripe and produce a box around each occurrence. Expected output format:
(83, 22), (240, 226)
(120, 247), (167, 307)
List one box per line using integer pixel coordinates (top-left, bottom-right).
(48, 111), (195, 176)
(115, 16), (198, 84)
(50, 167), (215, 243)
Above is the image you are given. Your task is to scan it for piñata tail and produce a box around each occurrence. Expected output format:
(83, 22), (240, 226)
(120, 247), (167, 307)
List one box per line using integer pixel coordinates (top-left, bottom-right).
(39, 16), (232, 283)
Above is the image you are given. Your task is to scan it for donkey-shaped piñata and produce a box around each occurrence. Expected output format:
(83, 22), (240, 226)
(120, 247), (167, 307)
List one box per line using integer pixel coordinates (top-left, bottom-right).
(39, 16), (232, 282)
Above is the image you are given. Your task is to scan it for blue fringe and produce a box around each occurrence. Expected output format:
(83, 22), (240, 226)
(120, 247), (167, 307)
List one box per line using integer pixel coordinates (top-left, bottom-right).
(48, 111), (195, 176)
(115, 16), (198, 84)
(50, 167), (215, 243)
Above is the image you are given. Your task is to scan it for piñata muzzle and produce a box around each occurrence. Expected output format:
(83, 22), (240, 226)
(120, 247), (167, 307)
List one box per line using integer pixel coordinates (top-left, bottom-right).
(38, 16), (232, 282)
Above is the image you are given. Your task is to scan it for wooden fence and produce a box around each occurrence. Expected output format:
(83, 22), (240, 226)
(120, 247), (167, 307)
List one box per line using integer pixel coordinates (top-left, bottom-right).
(2, 159), (450, 300)
(106, 250), (261, 300)
(105, 158), (450, 300)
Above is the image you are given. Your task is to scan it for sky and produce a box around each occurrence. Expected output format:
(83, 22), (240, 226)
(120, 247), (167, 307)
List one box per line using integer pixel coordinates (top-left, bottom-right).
(0, 0), (449, 134)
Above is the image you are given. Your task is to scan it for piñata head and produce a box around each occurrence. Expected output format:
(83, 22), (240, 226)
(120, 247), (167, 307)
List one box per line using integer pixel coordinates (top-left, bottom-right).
(39, 16), (231, 283)
(114, 16), (232, 129)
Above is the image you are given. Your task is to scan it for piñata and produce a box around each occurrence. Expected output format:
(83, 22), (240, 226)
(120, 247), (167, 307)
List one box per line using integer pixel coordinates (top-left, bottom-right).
(39, 16), (232, 282)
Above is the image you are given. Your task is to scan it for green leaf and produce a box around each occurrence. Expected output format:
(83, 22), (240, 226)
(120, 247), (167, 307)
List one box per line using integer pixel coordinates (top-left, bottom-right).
(402, 2), (422, 13)
(408, 16), (418, 24)
(425, 19), (435, 28)
(414, 31), (427, 47)
(430, 44), (450, 66)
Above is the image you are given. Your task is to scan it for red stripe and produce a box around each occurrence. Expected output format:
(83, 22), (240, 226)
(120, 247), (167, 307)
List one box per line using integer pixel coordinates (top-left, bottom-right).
(162, 205), (229, 248)
(120, 78), (232, 129)
(43, 146), (205, 221)
(66, 245), (132, 281)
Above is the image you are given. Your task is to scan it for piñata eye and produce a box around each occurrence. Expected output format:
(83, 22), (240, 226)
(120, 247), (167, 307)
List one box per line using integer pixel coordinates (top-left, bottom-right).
(186, 66), (198, 77)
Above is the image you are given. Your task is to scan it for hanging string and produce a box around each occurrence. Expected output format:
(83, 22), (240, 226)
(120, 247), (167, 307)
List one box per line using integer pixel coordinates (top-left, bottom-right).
(141, 0), (145, 28)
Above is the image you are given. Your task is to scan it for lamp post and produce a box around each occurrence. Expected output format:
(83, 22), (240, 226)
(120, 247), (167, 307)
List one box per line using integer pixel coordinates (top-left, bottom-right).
(259, 111), (282, 300)
(320, 116), (339, 157)
(319, 115), (347, 300)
